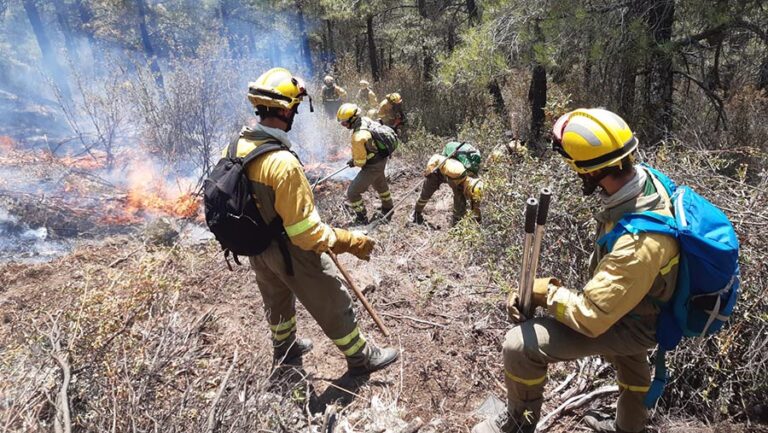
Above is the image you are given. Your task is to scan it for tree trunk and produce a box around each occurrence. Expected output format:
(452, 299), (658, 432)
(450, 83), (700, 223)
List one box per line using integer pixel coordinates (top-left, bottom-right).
(488, 78), (506, 119)
(759, 56), (768, 91)
(218, 0), (240, 58)
(418, 0), (427, 18)
(326, 20), (335, 57)
(366, 15), (380, 82)
(136, 0), (164, 90)
(51, 0), (78, 62)
(22, 0), (71, 99)
(296, 2), (313, 72)
(528, 65), (547, 142)
(645, 0), (675, 144)
(616, 1), (645, 120)
(466, 0), (480, 26)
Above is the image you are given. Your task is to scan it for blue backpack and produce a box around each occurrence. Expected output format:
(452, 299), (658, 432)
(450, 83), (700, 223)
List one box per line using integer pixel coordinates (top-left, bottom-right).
(597, 164), (740, 408)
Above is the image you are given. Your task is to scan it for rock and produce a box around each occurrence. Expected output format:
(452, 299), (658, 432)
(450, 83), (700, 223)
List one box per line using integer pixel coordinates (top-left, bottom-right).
(144, 217), (179, 246)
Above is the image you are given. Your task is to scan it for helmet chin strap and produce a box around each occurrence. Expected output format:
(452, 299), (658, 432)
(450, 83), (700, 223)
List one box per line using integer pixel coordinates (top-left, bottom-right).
(281, 107), (298, 132)
(579, 170), (609, 196)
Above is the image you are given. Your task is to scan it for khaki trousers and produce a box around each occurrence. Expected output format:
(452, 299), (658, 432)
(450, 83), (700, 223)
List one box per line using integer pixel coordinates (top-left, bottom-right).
(503, 317), (656, 432)
(415, 174), (480, 224)
(249, 240), (368, 359)
(347, 158), (393, 213)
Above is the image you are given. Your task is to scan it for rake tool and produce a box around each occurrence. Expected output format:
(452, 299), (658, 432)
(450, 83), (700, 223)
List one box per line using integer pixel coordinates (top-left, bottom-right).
(311, 165), (350, 191)
(328, 251), (390, 337)
(519, 188), (552, 318)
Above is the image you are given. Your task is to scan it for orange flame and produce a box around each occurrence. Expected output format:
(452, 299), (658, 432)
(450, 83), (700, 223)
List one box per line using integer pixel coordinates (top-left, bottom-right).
(0, 136), (14, 152)
(102, 161), (200, 224)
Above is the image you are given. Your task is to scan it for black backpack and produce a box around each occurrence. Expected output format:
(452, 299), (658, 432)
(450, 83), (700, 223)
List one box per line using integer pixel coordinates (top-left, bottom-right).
(203, 137), (294, 274)
(361, 118), (400, 157)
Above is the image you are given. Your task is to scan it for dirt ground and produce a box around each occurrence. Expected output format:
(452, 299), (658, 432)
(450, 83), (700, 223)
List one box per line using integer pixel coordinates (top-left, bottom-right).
(1, 169), (766, 433)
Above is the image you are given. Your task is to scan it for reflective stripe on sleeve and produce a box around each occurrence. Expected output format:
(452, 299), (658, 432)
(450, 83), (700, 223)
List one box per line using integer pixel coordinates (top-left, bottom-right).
(505, 370), (547, 387)
(660, 254), (679, 275)
(354, 159), (367, 165)
(617, 380), (650, 393)
(284, 210), (322, 237)
(555, 302), (567, 322)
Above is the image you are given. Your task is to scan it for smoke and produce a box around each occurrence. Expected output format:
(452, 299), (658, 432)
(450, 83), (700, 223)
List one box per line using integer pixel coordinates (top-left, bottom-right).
(0, 1), (351, 261)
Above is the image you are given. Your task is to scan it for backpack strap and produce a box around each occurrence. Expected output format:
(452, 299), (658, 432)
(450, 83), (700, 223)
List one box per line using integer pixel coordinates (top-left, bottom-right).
(644, 349), (668, 408)
(227, 135), (242, 159)
(241, 141), (287, 165)
(598, 211), (677, 252)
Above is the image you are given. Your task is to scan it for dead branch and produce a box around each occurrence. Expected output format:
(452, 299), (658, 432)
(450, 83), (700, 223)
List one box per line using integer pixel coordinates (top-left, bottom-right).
(536, 385), (618, 431)
(47, 316), (73, 433)
(206, 348), (239, 433)
(380, 313), (447, 328)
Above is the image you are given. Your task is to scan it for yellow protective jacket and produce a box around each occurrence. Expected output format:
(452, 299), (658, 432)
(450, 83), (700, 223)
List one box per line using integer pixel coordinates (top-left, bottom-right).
(377, 99), (404, 126)
(357, 88), (377, 108)
(321, 84), (347, 102)
(545, 168), (680, 338)
(425, 154), (468, 189)
(350, 118), (380, 168)
(224, 125), (337, 253)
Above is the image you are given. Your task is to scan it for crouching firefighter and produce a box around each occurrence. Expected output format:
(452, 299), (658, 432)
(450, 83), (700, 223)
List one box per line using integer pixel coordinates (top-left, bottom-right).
(337, 103), (399, 225)
(473, 108), (682, 433)
(413, 141), (484, 226)
(205, 68), (398, 375)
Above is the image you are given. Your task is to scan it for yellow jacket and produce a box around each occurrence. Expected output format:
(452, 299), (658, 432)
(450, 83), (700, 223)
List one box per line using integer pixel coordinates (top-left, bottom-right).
(357, 88), (378, 108)
(321, 84), (347, 101)
(545, 169), (680, 338)
(224, 125), (338, 253)
(351, 118), (379, 167)
(377, 99), (403, 126)
(425, 154), (467, 188)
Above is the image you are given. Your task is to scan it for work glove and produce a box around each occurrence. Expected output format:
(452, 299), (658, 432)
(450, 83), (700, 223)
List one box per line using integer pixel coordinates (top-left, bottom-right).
(532, 277), (561, 308)
(346, 158), (355, 168)
(506, 293), (528, 324)
(332, 228), (375, 261)
(506, 277), (561, 323)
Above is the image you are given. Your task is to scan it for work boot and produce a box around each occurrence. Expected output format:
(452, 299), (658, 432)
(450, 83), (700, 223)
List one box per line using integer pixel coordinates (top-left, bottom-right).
(273, 338), (313, 365)
(353, 210), (369, 225)
(346, 345), (399, 376)
(472, 411), (534, 433)
(375, 206), (394, 222)
(583, 414), (638, 433)
(412, 211), (424, 224)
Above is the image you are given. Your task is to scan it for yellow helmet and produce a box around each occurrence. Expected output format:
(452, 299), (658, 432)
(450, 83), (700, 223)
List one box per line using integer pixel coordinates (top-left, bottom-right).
(464, 177), (484, 201)
(552, 108), (638, 174)
(248, 68), (307, 110)
(359, 80), (369, 86)
(386, 92), (402, 104)
(324, 75), (334, 85)
(336, 103), (360, 126)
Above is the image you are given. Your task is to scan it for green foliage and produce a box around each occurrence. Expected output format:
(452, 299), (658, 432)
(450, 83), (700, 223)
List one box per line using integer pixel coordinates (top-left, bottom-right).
(437, 23), (508, 89)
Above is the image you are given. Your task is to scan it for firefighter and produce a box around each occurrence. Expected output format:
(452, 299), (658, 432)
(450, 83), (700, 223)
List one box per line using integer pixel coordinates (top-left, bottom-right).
(321, 75), (347, 118)
(412, 153), (483, 226)
(356, 80), (378, 111)
(337, 103), (395, 225)
(377, 92), (405, 131)
(238, 68), (398, 375)
(472, 108), (680, 433)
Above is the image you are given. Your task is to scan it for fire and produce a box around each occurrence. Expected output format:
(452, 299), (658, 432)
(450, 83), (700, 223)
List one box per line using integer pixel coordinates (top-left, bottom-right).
(59, 152), (109, 170)
(0, 136), (14, 152)
(102, 161), (201, 224)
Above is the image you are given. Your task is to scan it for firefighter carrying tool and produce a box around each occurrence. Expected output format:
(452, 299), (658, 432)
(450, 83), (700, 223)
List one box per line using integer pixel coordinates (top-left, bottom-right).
(206, 67), (398, 375)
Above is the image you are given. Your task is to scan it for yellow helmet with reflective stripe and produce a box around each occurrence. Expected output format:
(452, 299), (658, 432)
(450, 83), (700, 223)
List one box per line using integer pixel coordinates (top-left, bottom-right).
(248, 68), (307, 110)
(359, 80), (369, 86)
(552, 108), (638, 174)
(336, 103), (360, 124)
(464, 177), (484, 201)
(324, 75), (334, 85)
(386, 92), (402, 104)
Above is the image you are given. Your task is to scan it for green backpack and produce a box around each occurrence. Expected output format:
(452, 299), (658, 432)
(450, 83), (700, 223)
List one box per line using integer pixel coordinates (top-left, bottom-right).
(442, 141), (481, 175)
(361, 118), (400, 157)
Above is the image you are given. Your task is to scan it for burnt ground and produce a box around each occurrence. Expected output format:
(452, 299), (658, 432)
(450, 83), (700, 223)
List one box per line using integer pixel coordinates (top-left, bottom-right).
(0, 168), (765, 433)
